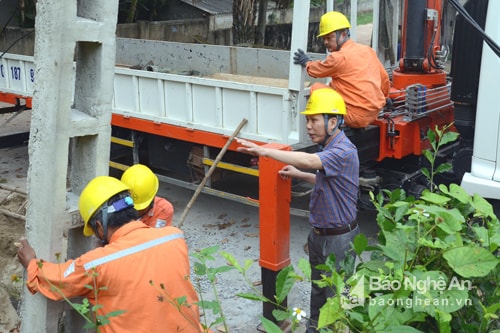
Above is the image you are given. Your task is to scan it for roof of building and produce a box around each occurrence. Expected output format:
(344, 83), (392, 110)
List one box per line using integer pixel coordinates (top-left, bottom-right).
(179, 0), (279, 15)
(179, 0), (233, 15)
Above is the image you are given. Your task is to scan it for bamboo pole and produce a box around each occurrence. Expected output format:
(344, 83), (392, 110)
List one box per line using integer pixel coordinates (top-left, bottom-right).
(0, 184), (28, 195)
(176, 118), (248, 228)
(0, 208), (26, 221)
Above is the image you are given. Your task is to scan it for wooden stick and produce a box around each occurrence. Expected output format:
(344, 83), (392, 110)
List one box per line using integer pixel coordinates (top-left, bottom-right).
(176, 118), (248, 228)
(0, 184), (27, 196)
(0, 208), (26, 221)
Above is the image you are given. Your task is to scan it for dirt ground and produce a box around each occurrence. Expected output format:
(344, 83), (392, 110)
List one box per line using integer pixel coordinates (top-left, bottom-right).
(0, 187), (25, 333)
(0, 109), (31, 333)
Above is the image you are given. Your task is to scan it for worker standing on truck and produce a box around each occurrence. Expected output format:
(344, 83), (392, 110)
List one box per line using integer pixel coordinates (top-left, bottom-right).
(17, 176), (204, 333)
(236, 87), (360, 332)
(294, 11), (390, 129)
(121, 163), (174, 228)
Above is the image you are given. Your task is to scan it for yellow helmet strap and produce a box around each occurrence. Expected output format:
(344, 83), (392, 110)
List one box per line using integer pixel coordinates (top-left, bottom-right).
(94, 205), (112, 245)
(319, 114), (333, 147)
(326, 114), (344, 133)
(319, 115), (344, 148)
(88, 211), (108, 245)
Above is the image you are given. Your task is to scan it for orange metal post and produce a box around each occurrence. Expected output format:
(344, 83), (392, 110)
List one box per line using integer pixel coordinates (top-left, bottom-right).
(258, 142), (292, 324)
(258, 143), (292, 271)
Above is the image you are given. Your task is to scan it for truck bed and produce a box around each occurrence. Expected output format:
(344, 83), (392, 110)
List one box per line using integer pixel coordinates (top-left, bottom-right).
(2, 39), (312, 145)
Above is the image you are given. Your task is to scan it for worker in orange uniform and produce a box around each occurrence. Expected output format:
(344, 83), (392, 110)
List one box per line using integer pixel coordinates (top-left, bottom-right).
(294, 11), (390, 128)
(121, 163), (174, 227)
(17, 176), (204, 333)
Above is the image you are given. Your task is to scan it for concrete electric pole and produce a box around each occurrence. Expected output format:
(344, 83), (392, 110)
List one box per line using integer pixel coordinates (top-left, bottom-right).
(20, 1), (119, 332)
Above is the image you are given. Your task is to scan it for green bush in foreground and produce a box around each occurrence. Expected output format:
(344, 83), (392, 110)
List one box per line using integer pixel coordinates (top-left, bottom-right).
(227, 125), (500, 332)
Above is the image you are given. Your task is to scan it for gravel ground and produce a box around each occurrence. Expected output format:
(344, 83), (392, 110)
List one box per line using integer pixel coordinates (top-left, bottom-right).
(0, 141), (314, 332)
(171, 185), (313, 332)
(0, 141), (378, 333)
(0, 113), (314, 333)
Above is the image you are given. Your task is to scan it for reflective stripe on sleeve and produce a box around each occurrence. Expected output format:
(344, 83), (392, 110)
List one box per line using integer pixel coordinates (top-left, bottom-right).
(83, 233), (184, 271)
(64, 261), (76, 278)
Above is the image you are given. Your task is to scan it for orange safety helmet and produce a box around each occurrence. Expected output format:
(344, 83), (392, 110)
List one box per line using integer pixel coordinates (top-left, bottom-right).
(317, 11), (351, 37)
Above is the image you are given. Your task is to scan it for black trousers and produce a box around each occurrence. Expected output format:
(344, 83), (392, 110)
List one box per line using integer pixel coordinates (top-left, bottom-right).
(305, 226), (360, 333)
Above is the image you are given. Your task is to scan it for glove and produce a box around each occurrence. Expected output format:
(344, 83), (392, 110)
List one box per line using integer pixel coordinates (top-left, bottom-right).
(293, 48), (311, 67)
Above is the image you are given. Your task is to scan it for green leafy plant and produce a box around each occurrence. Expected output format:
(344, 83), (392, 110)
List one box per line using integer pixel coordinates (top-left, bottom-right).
(225, 251), (312, 332)
(200, 124), (499, 333)
(421, 123), (459, 191)
(190, 245), (236, 332)
(148, 279), (207, 332)
(342, 183), (500, 333)
(335, 124), (500, 333)
(190, 244), (314, 332)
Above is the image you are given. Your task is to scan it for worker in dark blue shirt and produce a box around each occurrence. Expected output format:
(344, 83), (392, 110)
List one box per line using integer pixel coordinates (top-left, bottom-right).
(236, 83), (360, 332)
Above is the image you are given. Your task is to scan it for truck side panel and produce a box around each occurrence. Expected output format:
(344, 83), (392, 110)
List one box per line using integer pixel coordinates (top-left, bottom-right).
(1, 52), (303, 145)
(0, 53), (35, 98)
(461, 0), (500, 199)
(112, 67), (298, 143)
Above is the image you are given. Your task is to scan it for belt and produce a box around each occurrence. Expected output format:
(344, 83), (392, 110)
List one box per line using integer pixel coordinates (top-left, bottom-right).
(313, 221), (358, 236)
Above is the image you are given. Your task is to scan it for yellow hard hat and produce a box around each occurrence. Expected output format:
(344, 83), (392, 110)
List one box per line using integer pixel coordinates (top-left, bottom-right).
(301, 86), (346, 116)
(317, 11), (351, 37)
(120, 164), (159, 211)
(79, 176), (130, 236)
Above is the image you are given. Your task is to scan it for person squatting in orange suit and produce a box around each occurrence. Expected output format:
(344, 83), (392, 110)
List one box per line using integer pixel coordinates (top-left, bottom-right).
(294, 11), (390, 129)
(17, 176), (205, 333)
(121, 164), (174, 228)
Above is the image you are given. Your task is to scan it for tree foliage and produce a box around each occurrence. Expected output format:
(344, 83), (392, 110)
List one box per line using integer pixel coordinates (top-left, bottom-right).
(232, 0), (257, 45)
